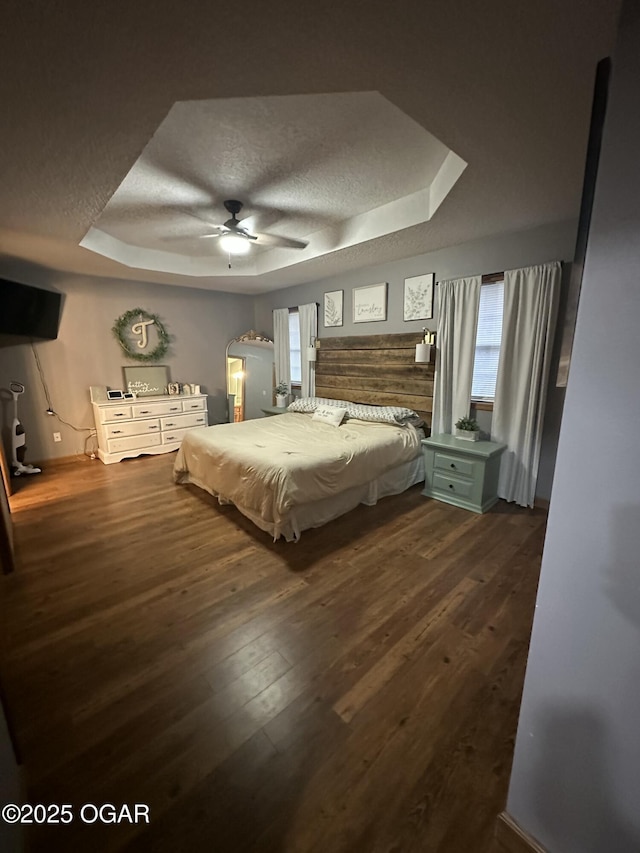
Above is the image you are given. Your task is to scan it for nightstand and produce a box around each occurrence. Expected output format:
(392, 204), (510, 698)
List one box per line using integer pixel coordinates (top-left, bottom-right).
(421, 434), (506, 513)
(261, 405), (288, 416)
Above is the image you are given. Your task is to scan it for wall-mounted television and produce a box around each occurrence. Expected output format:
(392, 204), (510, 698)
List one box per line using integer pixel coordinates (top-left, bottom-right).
(0, 279), (62, 341)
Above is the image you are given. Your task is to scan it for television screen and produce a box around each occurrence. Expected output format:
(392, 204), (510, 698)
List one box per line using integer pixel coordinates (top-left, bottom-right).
(0, 279), (61, 340)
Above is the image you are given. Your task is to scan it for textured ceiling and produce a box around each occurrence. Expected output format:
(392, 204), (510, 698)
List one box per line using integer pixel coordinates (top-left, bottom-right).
(0, 0), (622, 294)
(81, 92), (464, 278)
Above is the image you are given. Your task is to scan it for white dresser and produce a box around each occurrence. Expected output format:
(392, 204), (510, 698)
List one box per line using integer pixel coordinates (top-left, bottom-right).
(92, 394), (209, 464)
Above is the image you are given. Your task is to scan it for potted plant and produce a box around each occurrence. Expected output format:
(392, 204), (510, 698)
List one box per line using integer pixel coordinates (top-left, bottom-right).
(454, 416), (480, 441)
(275, 381), (289, 408)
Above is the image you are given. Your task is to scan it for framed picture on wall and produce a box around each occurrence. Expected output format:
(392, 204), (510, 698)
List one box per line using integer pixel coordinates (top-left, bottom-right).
(403, 273), (435, 321)
(323, 290), (343, 327)
(353, 282), (387, 323)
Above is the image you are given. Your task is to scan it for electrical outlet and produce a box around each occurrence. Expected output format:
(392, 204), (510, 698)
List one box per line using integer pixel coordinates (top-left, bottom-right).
(53, 432), (62, 443)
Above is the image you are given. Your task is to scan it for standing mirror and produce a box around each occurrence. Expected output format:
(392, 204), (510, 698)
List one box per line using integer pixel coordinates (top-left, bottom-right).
(226, 331), (274, 422)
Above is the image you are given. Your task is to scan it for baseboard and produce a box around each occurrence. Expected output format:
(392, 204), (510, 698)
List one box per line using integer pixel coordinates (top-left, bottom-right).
(494, 812), (547, 853)
(34, 454), (95, 468)
(533, 497), (550, 511)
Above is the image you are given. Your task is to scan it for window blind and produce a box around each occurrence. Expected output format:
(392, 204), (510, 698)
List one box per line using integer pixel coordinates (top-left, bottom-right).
(289, 310), (301, 383)
(471, 280), (504, 400)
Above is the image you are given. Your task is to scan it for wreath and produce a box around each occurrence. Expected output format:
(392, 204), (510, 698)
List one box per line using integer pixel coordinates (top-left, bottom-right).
(112, 308), (170, 362)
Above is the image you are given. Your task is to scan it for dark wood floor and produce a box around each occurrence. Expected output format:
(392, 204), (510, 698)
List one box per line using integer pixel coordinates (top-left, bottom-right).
(0, 453), (546, 853)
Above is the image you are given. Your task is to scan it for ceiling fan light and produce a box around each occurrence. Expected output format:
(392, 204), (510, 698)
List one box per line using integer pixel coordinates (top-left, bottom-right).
(219, 233), (251, 255)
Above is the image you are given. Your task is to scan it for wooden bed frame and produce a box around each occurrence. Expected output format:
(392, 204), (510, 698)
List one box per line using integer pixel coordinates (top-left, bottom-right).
(314, 332), (434, 430)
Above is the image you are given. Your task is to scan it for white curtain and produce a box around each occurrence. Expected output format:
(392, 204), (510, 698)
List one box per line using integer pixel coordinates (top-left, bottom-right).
(492, 262), (561, 507)
(432, 276), (481, 436)
(273, 308), (290, 392)
(298, 302), (318, 397)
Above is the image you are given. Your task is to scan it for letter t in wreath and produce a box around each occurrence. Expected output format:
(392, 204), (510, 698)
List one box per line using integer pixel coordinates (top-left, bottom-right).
(131, 316), (155, 349)
(112, 308), (171, 362)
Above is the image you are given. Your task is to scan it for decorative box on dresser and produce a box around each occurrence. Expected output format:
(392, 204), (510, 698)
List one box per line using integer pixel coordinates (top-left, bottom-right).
(421, 434), (506, 513)
(92, 394), (208, 464)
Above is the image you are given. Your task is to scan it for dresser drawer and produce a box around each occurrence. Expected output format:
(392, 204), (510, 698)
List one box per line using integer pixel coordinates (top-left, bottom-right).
(432, 471), (475, 500)
(161, 427), (192, 445)
(182, 397), (206, 412)
(105, 419), (161, 439)
(99, 405), (132, 423)
(160, 412), (207, 431)
(433, 452), (476, 479)
(107, 433), (162, 453)
(132, 400), (182, 418)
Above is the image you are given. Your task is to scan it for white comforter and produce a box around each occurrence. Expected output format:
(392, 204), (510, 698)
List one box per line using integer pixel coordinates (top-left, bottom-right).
(173, 412), (422, 532)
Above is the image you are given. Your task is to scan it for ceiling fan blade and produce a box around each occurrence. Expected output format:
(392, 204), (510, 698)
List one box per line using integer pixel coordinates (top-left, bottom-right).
(159, 231), (216, 242)
(255, 233), (309, 250)
(178, 208), (223, 227)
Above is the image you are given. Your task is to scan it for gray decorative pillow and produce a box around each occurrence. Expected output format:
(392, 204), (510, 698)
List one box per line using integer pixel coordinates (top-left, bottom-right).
(288, 396), (351, 413)
(344, 403), (422, 426)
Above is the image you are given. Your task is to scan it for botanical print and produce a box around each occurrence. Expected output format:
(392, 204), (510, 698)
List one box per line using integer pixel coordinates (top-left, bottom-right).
(324, 290), (343, 327)
(404, 273), (435, 321)
(353, 283), (387, 323)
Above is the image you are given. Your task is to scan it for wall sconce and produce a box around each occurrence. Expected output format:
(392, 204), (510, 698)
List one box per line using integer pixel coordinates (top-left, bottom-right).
(307, 336), (317, 363)
(415, 328), (436, 363)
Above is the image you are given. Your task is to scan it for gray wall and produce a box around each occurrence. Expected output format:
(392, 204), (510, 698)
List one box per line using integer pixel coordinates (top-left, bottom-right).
(254, 220), (578, 499)
(506, 5), (640, 851)
(0, 271), (254, 462)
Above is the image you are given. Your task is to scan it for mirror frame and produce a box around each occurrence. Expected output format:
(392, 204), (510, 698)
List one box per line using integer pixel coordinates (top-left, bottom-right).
(225, 330), (273, 398)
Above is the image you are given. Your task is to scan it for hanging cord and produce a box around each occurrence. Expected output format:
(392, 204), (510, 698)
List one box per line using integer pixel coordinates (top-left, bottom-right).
(30, 342), (97, 455)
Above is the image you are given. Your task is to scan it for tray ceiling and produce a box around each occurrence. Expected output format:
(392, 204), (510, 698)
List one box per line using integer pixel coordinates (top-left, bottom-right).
(80, 92), (466, 279)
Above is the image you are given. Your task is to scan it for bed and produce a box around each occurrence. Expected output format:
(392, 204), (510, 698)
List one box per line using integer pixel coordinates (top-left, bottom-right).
(172, 400), (425, 541)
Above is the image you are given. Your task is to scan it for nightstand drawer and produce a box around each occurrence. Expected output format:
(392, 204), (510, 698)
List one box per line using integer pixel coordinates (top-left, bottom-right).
(432, 471), (475, 499)
(434, 452), (476, 478)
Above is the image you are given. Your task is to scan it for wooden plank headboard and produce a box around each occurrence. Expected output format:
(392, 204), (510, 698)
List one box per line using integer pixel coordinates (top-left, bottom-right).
(315, 333), (434, 428)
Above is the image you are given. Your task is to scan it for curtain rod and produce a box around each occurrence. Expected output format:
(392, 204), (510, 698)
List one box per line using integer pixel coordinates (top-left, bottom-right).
(436, 271), (504, 285)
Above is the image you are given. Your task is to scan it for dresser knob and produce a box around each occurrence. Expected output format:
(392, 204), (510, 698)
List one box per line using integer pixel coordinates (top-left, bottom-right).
(449, 484), (454, 489)
(450, 463), (455, 468)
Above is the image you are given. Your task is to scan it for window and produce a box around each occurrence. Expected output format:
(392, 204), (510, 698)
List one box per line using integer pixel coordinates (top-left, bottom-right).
(471, 280), (504, 402)
(289, 309), (301, 384)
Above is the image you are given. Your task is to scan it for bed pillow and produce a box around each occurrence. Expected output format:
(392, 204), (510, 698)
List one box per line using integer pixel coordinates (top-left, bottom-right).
(312, 405), (348, 427)
(288, 396), (351, 413)
(345, 403), (423, 426)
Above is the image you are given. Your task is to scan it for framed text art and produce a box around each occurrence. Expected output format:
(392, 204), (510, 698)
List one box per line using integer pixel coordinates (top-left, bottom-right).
(323, 290), (343, 327)
(353, 282), (387, 323)
(403, 273), (435, 321)
(123, 365), (170, 397)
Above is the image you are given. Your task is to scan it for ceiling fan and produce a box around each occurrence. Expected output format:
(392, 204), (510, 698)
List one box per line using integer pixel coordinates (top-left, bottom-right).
(183, 199), (309, 255)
